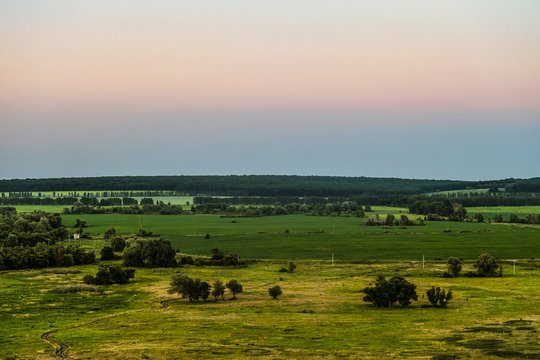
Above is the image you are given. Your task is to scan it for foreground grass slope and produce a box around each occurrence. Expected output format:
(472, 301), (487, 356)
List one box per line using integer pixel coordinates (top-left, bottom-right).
(1, 260), (538, 359)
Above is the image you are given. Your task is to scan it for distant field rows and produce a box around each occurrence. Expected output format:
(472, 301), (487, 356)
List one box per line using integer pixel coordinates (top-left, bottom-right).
(60, 214), (540, 261)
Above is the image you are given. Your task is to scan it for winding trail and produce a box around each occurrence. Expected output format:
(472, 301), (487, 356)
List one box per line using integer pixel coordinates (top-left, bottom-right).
(40, 311), (139, 359)
(41, 330), (73, 360)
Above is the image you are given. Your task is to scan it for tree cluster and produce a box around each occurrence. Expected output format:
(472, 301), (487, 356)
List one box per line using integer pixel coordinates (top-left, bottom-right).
(362, 275), (418, 307)
(83, 265), (135, 285)
(122, 239), (177, 267)
(169, 275), (243, 302)
(0, 210), (68, 247)
(0, 244), (95, 270)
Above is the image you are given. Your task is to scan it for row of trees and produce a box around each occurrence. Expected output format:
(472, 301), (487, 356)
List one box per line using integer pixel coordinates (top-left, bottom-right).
(169, 275), (243, 301)
(362, 276), (453, 308)
(0, 244), (95, 270)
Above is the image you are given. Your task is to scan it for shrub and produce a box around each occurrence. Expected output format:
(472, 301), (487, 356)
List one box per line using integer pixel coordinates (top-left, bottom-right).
(426, 287), (453, 307)
(110, 236), (126, 252)
(51, 285), (96, 293)
(474, 253), (502, 277)
(278, 268), (288, 273)
(362, 275), (418, 307)
(446, 257), (462, 277)
(100, 246), (115, 260)
(226, 279), (243, 300)
(269, 285), (282, 299)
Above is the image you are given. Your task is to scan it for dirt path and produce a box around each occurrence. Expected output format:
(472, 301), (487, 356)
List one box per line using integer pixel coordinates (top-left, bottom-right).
(40, 311), (139, 359)
(41, 330), (74, 360)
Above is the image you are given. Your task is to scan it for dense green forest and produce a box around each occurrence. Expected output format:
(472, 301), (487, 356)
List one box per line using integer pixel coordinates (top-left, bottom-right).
(1, 175), (537, 196)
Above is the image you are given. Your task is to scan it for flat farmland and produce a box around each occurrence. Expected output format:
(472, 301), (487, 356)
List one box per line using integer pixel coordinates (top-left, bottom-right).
(61, 214), (540, 261)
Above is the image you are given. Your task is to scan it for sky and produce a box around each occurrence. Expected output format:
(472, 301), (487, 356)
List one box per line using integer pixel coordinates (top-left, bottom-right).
(1, 0), (539, 180)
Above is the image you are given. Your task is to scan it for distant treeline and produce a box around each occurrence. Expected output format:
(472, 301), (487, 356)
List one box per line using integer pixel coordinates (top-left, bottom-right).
(1, 190), (184, 198)
(2, 175), (537, 196)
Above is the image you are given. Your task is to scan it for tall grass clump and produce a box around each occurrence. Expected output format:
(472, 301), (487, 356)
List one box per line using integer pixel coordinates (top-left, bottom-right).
(51, 285), (96, 293)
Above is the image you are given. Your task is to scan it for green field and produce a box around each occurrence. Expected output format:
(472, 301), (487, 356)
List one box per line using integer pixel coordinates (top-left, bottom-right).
(468, 206), (540, 219)
(60, 214), (540, 261)
(1, 260), (538, 359)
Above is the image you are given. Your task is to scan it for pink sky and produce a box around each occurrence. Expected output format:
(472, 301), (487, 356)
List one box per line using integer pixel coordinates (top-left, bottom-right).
(2, 1), (540, 113)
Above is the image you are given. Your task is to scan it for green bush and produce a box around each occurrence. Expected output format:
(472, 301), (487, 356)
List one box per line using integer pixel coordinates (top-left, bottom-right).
(474, 253), (502, 277)
(362, 275), (418, 307)
(269, 285), (282, 299)
(445, 257), (462, 277)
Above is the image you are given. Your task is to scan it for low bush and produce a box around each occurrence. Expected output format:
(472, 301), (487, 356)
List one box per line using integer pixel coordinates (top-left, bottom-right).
(83, 265), (135, 285)
(51, 285), (96, 293)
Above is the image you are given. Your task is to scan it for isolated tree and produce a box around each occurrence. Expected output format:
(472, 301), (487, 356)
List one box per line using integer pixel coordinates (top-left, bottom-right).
(362, 275), (418, 307)
(426, 287), (453, 308)
(226, 279), (243, 300)
(269, 285), (282, 299)
(212, 280), (225, 301)
(474, 253), (502, 277)
(446, 257), (462, 277)
(493, 214), (503, 223)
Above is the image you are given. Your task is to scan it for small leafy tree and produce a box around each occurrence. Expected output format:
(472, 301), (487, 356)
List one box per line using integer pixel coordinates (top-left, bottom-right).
(362, 275), (418, 307)
(474, 253), (502, 277)
(426, 287), (453, 307)
(212, 280), (225, 301)
(446, 257), (462, 277)
(226, 279), (243, 300)
(269, 285), (282, 299)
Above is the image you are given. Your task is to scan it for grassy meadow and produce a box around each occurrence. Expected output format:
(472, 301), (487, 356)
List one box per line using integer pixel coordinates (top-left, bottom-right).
(1, 260), (538, 359)
(2, 204), (539, 359)
(60, 213), (540, 261)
